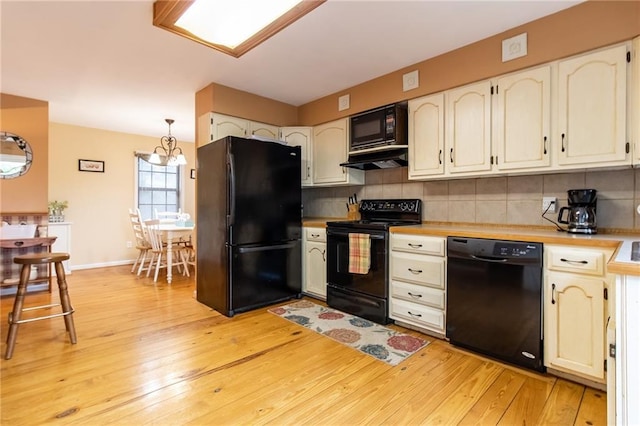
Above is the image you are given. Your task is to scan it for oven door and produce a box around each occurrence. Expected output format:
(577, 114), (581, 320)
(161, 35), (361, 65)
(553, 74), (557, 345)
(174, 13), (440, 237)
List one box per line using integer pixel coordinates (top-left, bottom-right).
(326, 227), (388, 298)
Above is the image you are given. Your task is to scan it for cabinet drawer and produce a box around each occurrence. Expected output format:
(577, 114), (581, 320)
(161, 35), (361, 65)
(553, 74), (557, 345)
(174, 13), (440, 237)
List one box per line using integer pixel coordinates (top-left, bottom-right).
(545, 246), (608, 276)
(391, 251), (445, 289)
(304, 227), (326, 242)
(390, 298), (445, 333)
(391, 234), (445, 256)
(390, 280), (445, 310)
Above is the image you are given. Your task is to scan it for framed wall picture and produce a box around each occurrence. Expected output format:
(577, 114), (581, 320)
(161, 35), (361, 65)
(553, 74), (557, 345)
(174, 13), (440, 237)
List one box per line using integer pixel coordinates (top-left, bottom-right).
(78, 159), (105, 173)
(190, 169), (196, 179)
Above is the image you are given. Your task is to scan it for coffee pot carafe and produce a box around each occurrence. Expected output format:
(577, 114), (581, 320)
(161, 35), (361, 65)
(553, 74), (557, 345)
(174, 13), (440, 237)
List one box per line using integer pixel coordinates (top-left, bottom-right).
(557, 189), (597, 234)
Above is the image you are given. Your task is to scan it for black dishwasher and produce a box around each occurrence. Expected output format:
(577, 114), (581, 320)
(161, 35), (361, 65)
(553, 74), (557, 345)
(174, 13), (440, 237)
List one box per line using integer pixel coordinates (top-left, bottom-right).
(446, 237), (544, 372)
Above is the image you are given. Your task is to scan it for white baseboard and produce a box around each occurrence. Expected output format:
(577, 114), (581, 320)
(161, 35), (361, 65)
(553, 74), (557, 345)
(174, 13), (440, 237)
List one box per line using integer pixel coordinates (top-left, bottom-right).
(71, 260), (134, 271)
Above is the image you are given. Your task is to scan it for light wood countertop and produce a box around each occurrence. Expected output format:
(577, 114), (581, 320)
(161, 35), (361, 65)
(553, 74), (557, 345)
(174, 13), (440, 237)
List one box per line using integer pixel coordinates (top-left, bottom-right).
(303, 218), (640, 276)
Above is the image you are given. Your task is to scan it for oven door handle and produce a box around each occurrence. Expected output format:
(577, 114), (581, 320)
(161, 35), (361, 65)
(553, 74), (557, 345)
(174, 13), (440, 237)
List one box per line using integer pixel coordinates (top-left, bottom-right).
(327, 230), (385, 240)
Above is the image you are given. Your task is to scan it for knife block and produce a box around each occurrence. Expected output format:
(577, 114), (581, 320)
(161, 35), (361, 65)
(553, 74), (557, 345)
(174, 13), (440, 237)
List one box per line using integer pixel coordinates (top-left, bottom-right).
(347, 204), (361, 220)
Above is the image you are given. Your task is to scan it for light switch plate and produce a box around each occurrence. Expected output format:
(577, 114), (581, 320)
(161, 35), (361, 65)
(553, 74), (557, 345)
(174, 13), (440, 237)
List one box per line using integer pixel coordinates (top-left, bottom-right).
(403, 70), (419, 91)
(502, 32), (527, 62)
(338, 94), (350, 111)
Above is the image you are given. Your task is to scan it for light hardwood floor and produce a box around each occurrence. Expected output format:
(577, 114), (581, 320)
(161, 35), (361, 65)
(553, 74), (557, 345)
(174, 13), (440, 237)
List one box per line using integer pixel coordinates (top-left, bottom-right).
(1, 266), (607, 425)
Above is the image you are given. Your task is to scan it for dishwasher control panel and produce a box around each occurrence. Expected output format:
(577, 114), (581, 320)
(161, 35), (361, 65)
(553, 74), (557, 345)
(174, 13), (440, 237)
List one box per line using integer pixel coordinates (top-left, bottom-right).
(448, 237), (542, 261)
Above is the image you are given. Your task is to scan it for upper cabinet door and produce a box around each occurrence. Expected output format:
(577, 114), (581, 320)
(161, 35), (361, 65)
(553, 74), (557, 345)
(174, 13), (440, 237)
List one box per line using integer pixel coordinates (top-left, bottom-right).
(495, 66), (551, 171)
(248, 121), (279, 139)
(211, 113), (248, 140)
(445, 80), (492, 174)
(557, 44), (629, 166)
(312, 119), (349, 184)
(408, 93), (445, 179)
(281, 127), (313, 187)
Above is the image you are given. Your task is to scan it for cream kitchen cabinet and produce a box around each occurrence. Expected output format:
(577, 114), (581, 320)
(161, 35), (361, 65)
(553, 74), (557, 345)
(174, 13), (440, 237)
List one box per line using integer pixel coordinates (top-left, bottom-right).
(544, 245), (614, 383)
(198, 113), (280, 145)
(494, 66), (551, 172)
(444, 80), (493, 176)
(248, 121), (279, 139)
(632, 37), (640, 166)
(281, 127), (313, 187)
(556, 44), (630, 168)
(408, 93), (445, 179)
(302, 227), (326, 299)
(389, 233), (446, 336)
(312, 118), (364, 186)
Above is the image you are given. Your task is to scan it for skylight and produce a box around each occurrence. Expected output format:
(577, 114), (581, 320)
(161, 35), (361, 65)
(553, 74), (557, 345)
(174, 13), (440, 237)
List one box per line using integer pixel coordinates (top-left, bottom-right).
(153, 0), (325, 58)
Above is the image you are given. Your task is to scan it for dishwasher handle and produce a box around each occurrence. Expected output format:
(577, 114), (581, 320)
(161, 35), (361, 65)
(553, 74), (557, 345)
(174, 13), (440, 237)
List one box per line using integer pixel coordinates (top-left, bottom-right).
(470, 254), (508, 263)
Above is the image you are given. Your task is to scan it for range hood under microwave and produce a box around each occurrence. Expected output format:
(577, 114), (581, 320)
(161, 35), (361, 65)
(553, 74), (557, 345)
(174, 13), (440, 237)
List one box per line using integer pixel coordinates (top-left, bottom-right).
(340, 145), (408, 170)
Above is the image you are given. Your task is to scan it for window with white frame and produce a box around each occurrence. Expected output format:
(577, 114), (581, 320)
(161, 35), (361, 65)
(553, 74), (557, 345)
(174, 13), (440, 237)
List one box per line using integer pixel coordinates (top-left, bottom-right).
(136, 156), (181, 220)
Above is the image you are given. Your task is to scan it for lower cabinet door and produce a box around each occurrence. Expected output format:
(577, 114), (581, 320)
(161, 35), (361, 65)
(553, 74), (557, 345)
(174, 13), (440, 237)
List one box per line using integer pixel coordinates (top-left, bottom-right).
(544, 271), (605, 381)
(304, 240), (326, 298)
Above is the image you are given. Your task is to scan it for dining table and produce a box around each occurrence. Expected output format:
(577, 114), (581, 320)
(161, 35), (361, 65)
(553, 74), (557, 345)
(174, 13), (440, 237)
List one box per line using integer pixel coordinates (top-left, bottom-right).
(154, 223), (194, 284)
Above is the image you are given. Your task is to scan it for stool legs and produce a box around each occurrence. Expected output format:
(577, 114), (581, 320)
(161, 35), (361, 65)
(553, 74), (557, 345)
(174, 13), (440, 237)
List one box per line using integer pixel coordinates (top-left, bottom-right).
(54, 261), (77, 343)
(5, 260), (77, 360)
(5, 264), (32, 360)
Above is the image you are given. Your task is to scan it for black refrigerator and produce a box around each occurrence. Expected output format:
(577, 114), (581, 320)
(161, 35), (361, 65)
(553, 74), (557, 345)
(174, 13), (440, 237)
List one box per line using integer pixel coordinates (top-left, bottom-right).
(196, 136), (302, 316)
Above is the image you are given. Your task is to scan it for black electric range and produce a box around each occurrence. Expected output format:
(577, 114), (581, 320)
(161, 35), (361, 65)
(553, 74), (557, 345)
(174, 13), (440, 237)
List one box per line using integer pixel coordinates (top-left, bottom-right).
(325, 199), (422, 324)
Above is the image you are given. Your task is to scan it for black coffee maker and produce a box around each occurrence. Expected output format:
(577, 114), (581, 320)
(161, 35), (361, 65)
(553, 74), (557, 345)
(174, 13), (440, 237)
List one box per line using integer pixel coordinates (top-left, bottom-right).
(558, 189), (597, 234)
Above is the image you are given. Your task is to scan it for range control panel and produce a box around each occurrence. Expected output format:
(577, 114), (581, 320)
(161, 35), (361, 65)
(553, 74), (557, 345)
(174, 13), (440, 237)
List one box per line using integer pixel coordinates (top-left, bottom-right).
(360, 199), (421, 213)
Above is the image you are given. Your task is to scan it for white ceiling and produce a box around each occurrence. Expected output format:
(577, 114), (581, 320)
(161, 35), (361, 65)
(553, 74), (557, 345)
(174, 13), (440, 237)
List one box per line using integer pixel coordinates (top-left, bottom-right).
(1, 0), (583, 143)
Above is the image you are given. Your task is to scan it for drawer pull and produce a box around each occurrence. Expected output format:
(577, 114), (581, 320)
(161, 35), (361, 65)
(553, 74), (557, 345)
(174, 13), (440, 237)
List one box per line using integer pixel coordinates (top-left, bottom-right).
(408, 311), (422, 318)
(551, 283), (556, 304)
(311, 234), (320, 238)
(407, 292), (422, 299)
(14, 241), (24, 247)
(560, 258), (588, 265)
(407, 243), (423, 249)
(408, 268), (423, 274)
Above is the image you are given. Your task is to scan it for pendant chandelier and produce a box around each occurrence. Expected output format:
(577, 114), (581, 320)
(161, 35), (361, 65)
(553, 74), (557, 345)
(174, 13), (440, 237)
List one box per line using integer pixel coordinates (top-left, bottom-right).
(149, 118), (187, 166)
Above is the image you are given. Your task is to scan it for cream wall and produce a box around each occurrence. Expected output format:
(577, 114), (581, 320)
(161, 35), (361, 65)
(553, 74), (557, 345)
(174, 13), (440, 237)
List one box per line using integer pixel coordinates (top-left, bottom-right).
(49, 122), (196, 270)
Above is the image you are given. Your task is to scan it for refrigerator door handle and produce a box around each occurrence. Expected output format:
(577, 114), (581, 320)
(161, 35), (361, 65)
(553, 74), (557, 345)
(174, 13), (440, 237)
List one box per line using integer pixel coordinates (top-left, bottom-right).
(237, 242), (298, 254)
(227, 152), (236, 226)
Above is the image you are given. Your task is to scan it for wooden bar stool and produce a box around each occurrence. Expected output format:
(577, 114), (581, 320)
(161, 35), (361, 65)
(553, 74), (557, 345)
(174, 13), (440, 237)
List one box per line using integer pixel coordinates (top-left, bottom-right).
(5, 253), (77, 360)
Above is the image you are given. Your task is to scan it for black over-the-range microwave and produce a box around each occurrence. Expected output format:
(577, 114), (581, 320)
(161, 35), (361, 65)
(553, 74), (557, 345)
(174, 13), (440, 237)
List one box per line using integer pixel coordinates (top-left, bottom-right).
(349, 103), (408, 152)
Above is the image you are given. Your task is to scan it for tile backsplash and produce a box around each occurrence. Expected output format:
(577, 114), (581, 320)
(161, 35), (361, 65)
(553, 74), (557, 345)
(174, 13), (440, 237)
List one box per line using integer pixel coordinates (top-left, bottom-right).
(302, 168), (640, 230)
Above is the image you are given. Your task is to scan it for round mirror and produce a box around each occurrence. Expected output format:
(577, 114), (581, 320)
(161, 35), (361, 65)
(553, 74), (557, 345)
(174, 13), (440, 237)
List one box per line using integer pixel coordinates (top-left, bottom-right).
(0, 131), (33, 179)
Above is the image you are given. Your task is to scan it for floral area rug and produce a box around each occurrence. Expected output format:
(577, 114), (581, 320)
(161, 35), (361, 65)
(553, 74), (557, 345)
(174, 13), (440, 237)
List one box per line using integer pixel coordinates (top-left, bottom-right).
(268, 300), (429, 366)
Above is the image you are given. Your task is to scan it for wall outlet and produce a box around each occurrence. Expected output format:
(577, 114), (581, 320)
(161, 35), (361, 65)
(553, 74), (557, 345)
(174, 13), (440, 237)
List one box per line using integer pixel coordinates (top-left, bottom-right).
(542, 197), (557, 213)
(126, 241), (133, 248)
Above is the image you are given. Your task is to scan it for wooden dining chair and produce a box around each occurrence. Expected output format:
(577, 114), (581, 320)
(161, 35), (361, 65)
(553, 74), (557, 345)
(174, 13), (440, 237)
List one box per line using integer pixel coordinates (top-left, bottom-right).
(128, 208), (151, 275)
(143, 219), (190, 283)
